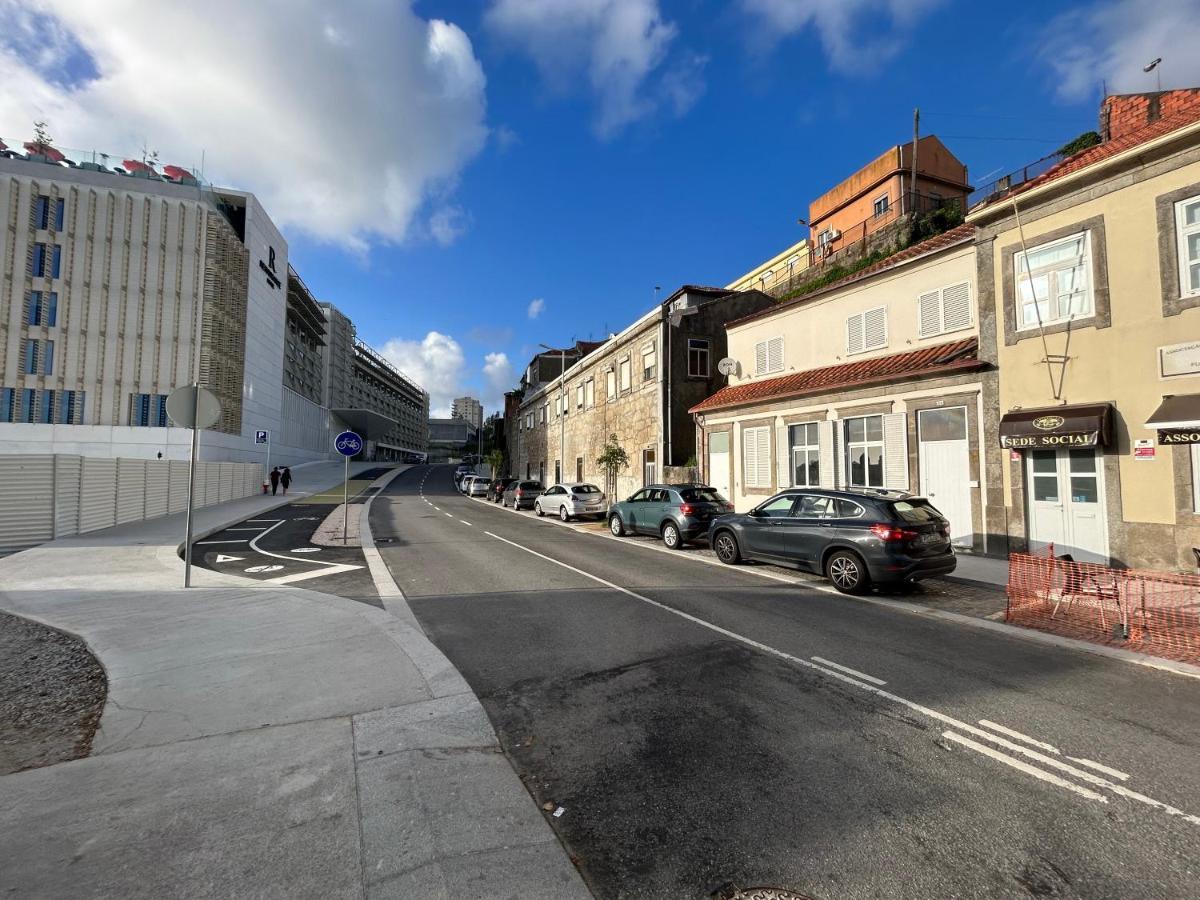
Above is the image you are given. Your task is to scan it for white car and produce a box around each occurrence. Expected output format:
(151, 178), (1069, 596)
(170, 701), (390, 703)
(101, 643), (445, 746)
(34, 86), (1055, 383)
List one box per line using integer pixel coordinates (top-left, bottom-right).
(534, 483), (607, 521)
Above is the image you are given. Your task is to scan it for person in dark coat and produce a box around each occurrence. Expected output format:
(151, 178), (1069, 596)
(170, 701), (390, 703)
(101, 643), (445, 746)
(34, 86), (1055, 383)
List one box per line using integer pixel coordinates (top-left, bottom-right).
(269, 466), (281, 496)
(281, 467), (292, 495)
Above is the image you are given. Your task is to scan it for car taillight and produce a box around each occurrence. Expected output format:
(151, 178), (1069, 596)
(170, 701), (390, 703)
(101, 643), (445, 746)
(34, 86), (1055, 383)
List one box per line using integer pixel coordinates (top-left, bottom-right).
(515, 489), (523, 497)
(679, 503), (695, 515)
(870, 523), (918, 542)
(724, 503), (734, 511)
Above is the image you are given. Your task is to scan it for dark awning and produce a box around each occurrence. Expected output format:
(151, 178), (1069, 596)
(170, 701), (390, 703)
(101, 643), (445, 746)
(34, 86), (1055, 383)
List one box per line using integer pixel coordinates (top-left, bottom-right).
(1147, 394), (1200, 444)
(999, 404), (1113, 449)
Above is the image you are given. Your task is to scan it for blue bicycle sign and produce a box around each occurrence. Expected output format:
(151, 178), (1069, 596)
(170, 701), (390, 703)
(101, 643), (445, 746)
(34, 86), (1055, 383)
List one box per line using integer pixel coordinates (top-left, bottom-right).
(334, 430), (363, 457)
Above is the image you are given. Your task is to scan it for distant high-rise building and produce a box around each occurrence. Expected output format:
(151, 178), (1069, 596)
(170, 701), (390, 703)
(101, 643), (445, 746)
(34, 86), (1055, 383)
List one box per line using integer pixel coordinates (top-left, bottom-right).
(451, 396), (483, 430)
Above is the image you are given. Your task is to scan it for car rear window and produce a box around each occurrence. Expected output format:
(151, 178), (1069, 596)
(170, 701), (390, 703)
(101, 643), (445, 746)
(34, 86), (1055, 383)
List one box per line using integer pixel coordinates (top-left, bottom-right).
(572, 484), (602, 495)
(679, 488), (724, 503)
(521, 481), (543, 490)
(891, 499), (944, 523)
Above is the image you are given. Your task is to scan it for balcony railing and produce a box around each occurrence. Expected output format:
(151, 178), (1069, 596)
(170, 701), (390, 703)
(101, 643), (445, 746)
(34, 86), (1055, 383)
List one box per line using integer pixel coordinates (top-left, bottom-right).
(968, 152), (1066, 210)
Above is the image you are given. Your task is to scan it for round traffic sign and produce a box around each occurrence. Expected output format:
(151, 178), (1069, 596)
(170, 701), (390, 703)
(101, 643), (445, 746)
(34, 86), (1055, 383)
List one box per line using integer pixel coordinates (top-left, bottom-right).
(166, 385), (222, 429)
(334, 430), (363, 457)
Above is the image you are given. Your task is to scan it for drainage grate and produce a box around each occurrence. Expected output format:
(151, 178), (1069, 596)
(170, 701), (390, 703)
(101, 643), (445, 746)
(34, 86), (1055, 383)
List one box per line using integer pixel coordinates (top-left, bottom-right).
(717, 889), (816, 900)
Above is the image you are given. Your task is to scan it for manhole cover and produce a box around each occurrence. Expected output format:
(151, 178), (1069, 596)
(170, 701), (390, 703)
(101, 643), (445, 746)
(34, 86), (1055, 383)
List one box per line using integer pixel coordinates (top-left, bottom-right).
(720, 890), (816, 900)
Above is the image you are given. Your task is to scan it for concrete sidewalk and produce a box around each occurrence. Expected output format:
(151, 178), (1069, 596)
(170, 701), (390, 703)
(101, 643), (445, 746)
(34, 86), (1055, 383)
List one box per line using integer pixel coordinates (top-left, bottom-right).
(0, 461), (589, 899)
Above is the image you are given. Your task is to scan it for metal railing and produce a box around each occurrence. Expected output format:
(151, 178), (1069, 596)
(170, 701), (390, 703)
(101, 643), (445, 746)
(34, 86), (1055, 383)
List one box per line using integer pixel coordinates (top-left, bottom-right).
(968, 152), (1066, 209)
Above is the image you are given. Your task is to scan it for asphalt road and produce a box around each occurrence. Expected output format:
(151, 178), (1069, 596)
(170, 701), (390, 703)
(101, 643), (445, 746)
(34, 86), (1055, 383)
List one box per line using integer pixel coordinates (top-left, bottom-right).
(373, 464), (1200, 900)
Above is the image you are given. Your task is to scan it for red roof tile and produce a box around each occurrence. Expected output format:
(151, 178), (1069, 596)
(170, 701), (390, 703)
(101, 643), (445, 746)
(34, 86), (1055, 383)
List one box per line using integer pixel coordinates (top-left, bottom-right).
(726, 224), (976, 330)
(995, 101), (1200, 204)
(690, 336), (981, 414)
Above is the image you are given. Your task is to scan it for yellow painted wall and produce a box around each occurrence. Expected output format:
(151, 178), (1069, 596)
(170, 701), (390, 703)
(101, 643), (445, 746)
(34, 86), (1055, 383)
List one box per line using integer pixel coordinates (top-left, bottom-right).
(990, 158), (1200, 525)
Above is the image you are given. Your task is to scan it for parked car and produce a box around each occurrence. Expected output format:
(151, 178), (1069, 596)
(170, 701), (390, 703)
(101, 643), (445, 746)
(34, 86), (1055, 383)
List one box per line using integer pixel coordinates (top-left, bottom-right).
(707, 488), (955, 594)
(608, 483), (733, 549)
(502, 480), (544, 510)
(534, 483), (607, 521)
(466, 476), (490, 498)
(454, 466), (472, 487)
(487, 477), (518, 502)
(459, 474), (480, 494)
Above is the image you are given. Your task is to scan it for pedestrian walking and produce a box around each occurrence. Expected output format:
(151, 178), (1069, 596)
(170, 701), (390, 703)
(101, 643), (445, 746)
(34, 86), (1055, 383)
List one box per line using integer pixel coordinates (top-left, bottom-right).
(269, 466), (281, 496)
(281, 466), (292, 495)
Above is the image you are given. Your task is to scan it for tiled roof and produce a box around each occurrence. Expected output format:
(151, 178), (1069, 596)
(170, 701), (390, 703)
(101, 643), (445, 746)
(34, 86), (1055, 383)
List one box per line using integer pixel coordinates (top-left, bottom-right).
(690, 336), (981, 414)
(725, 224), (976, 330)
(992, 101), (1200, 205)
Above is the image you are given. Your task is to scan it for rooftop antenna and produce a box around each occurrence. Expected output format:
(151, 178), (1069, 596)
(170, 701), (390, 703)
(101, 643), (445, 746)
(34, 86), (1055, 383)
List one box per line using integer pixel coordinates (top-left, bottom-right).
(1144, 57), (1162, 92)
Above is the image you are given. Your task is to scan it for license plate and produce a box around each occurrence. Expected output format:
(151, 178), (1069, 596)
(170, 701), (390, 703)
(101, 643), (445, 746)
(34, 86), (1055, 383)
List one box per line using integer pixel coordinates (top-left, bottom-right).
(920, 532), (941, 544)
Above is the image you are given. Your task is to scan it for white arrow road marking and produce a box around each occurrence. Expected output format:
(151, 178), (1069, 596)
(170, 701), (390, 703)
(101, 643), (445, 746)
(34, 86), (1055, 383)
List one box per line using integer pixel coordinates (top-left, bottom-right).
(214, 554), (244, 563)
(482, 527), (1200, 828)
(246, 564), (284, 573)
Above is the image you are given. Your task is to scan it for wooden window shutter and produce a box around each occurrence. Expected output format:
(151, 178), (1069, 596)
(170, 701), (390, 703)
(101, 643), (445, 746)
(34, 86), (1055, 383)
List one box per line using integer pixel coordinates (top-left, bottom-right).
(864, 307), (888, 350)
(846, 315), (864, 354)
(918, 290), (941, 337)
(942, 282), (972, 331)
(767, 337), (783, 373)
(754, 340), (768, 374)
(882, 413), (910, 490)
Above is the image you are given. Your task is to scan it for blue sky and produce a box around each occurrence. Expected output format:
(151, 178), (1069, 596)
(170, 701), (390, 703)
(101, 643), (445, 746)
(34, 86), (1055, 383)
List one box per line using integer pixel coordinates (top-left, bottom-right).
(3, 0), (1198, 414)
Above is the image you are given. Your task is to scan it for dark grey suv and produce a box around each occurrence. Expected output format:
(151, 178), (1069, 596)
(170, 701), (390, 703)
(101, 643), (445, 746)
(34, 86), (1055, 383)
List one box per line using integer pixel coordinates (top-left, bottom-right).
(707, 488), (955, 594)
(608, 483), (733, 548)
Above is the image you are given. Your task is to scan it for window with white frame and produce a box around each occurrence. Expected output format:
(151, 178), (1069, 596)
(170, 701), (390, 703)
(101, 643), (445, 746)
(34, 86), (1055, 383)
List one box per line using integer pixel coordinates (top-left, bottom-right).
(917, 282), (973, 338)
(576, 383), (585, 409)
(688, 338), (710, 377)
(605, 368), (616, 400)
(584, 378), (595, 407)
(619, 357), (631, 392)
(1175, 193), (1200, 298)
(642, 342), (657, 381)
(754, 336), (783, 375)
(742, 425), (771, 488)
(873, 194), (889, 217)
(818, 229), (834, 247)
(789, 422), (820, 487)
(1013, 232), (1093, 329)
(846, 307), (888, 354)
(846, 415), (885, 487)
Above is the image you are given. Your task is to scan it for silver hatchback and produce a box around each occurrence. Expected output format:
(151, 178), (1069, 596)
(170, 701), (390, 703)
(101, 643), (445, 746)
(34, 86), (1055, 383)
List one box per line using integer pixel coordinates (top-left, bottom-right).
(534, 482), (607, 521)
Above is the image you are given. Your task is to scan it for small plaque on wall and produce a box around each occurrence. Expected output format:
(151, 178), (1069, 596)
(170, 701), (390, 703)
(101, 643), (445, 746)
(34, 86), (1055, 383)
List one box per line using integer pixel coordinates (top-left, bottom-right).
(1159, 341), (1200, 379)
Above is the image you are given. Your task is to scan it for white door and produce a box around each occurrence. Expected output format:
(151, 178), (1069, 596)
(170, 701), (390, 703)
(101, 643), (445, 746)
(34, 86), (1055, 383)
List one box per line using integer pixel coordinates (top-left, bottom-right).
(918, 407), (973, 546)
(708, 432), (731, 499)
(1025, 449), (1108, 563)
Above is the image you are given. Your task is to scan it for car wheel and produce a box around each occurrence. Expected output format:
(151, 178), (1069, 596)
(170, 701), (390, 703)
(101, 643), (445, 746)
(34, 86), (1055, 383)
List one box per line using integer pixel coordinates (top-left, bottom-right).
(534, 502), (544, 517)
(826, 551), (871, 595)
(662, 522), (681, 549)
(609, 515), (625, 536)
(713, 530), (741, 565)
(559, 505), (570, 522)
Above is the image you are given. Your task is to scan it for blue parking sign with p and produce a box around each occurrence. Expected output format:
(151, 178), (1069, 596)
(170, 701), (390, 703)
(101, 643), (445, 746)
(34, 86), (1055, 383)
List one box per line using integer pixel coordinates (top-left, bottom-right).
(255, 430), (269, 444)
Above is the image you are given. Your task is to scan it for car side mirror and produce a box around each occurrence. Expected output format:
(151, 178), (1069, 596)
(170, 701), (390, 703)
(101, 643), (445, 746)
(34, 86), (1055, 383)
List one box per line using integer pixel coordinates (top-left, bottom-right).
(749, 507), (764, 517)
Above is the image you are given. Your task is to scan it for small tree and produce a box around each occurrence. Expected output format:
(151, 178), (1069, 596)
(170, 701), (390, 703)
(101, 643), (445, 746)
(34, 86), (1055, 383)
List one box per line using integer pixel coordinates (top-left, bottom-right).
(485, 448), (504, 478)
(596, 433), (629, 505)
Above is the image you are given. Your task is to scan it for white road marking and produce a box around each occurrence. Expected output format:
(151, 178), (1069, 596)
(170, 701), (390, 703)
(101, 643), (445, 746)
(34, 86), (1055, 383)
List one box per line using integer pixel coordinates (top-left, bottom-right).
(214, 554), (244, 563)
(291, 548), (322, 553)
(196, 539), (249, 545)
(812, 656), (886, 685)
(941, 731), (1109, 804)
(481, 527), (1200, 828)
(226, 527), (268, 532)
(459, 519), (473, 526)
(444, 512), (453, 518)
(978, 720), (1061, 754)
(245, 519), (278, 523)
(245, 564), (284, 574)
(265, 563), (364, 585)
(1067, 757), (1131, 781)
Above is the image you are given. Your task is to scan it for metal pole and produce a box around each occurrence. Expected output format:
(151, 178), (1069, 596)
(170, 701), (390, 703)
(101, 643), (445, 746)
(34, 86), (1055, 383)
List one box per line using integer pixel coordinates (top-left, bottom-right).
(183, 383), (199, 588)
(343, 453), (349, 544)
(264, 432), (271, 492)
(559, 349), (565, 481)
(909, 107), (920, 216)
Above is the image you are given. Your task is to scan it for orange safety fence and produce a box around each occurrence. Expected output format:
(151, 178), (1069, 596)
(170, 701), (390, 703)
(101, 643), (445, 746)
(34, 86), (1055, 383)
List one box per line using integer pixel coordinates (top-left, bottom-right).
(1006, 551), (1200, 665)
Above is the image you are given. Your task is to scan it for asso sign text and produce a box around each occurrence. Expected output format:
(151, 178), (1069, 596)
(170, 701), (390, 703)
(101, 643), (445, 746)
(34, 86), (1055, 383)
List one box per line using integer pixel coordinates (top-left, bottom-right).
(1158, 428), (1200, 445)
(335, 430), (363, 457)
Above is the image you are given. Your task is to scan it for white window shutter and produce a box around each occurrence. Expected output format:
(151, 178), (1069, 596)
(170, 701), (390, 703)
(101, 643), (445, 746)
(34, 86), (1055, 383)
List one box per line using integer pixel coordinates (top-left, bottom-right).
(918, 290), (941, 337)
(767, 337), (783, 373)
(883, 413), (910, 491)
(758, 429), (772, 489)
(818, 420), (837, 488)
(865, 307), (888, 349)
(942, 282), (972, 331)
(742, 426), (757, 487)
(755, 341), (768, 374)
(776, 421), (789, 488)
(846, 315), (863, 354)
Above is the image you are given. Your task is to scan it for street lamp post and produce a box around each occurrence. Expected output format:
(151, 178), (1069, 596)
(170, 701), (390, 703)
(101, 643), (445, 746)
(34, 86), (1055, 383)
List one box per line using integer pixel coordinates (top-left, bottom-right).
(539, 342), (566, 483)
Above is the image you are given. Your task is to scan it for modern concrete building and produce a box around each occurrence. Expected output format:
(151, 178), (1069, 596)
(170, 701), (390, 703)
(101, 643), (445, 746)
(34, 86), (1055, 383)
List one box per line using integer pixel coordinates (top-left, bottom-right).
(284, 267), (326, 406)
(427, 416), (477, 463)
(451, 396), (483, 430)
(969, 88), (1200, 570)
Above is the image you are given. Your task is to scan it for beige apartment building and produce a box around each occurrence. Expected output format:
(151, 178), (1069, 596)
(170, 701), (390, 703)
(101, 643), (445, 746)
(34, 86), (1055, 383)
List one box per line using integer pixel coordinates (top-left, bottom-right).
(691, 224), (997, 552)
(514, 286), (773, 498)
(726, 237), (811, 296)
(969, 89), (1200, 570)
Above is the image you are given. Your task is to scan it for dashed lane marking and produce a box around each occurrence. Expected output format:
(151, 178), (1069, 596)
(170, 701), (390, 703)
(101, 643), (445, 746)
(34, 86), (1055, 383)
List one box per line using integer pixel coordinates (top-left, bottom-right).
(459, 519), (473, 526)
(811, 656), (886, 685)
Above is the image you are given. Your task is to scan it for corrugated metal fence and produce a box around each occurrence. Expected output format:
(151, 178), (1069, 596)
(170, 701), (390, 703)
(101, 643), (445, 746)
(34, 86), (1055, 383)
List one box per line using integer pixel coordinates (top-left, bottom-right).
(0, 455), (261, 555)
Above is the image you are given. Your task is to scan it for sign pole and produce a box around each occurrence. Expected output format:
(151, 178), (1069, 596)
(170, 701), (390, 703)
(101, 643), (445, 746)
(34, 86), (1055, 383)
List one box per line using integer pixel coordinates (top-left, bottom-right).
(183, 383), (200, 588)
(343, 453), (350, 544)
(265, 432), (271, 488)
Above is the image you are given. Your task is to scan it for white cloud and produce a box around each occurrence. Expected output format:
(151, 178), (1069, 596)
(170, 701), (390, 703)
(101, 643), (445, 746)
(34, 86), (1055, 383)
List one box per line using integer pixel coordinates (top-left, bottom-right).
(380, 331), (466, 418)
(739, 0), (946, 71)
(1036, 0), (1200, 103)
(0, 0), (488, 251)
(429, 204), (470, 247)
(527, 297), (546, 319)
(482, 352), (515, 412)
(485, 0), (702, 137)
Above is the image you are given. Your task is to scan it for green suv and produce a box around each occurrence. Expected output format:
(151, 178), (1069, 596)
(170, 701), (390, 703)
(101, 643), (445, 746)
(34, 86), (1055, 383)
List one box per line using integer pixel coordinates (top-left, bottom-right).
(608, 483), (733, 549)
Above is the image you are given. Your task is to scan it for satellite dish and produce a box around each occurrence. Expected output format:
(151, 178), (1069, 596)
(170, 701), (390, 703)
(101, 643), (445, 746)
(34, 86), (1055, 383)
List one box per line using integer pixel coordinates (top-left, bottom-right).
(717, 357), (738, 376)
